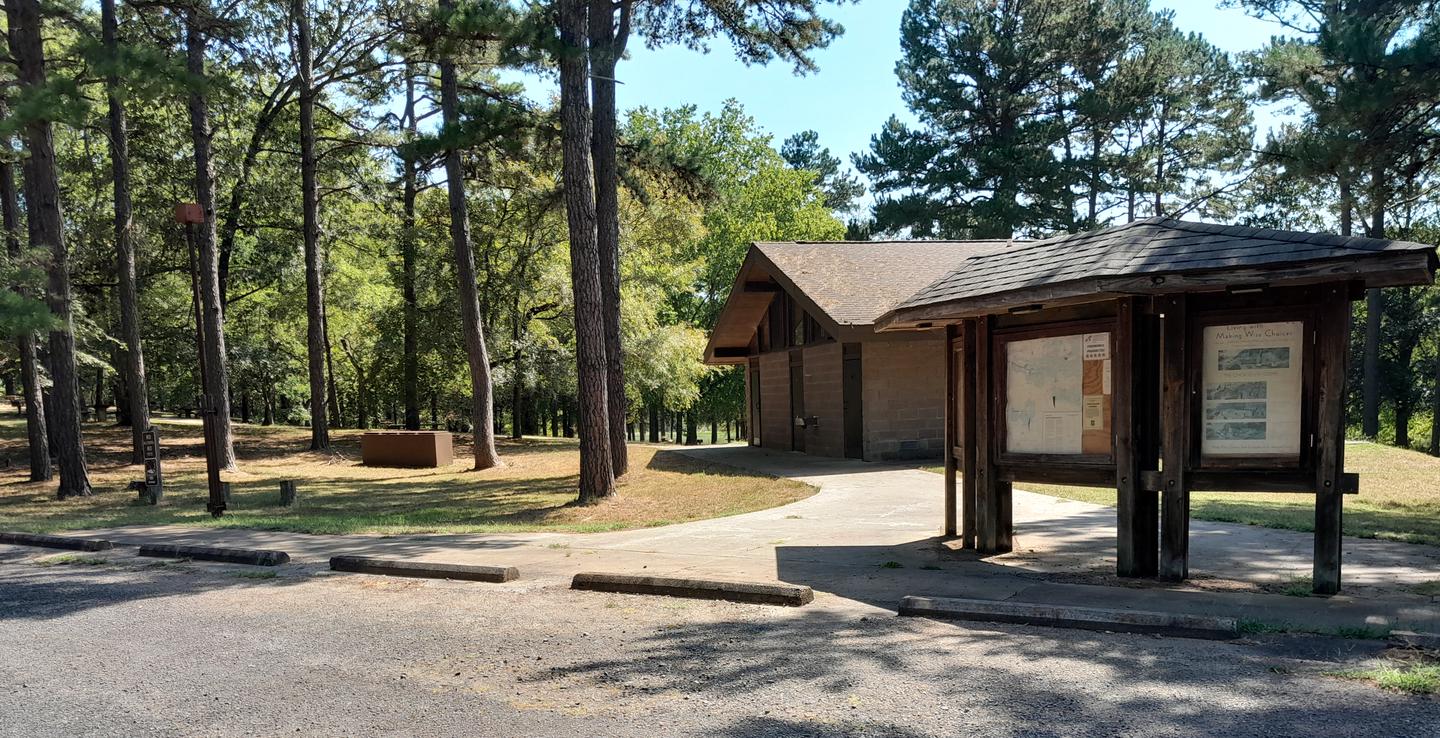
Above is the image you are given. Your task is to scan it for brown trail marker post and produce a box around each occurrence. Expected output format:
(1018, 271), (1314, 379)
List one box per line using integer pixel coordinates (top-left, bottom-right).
(177, 203), (225, 517)
(141, 426), (163, 504)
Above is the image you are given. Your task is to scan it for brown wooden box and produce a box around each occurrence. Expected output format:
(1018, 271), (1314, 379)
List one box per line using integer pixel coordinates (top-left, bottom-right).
(360, 431), (454, 468)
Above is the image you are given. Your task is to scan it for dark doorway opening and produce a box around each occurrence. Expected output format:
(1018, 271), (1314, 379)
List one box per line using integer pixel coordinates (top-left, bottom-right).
(748, 358), (761, 446)
(789, 350), (805, 453)
(843, 343), (863, 459)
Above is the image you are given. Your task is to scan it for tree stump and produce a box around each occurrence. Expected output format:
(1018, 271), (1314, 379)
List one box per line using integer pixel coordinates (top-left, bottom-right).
(279, 480), (297, 507)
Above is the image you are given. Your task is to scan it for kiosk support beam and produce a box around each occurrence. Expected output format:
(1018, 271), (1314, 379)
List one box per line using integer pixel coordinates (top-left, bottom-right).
(943, 324), (958, 538)
(1159, 295), (1189, 581)
(1312, 285), (1350, 594)
(1115, 297), (1159, 577)
(974, 316), (1012, 554)
(960, 319), (978, 549)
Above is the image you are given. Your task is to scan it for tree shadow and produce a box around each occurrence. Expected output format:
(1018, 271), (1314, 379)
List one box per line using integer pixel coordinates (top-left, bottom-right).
(669, 445), (927, 479)
(529, 606), (1436, 735)
(0, 555), (318, 623)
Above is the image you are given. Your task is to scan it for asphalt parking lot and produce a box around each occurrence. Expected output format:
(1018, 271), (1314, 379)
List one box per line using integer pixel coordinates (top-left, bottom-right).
(2, 550), (1436, 737)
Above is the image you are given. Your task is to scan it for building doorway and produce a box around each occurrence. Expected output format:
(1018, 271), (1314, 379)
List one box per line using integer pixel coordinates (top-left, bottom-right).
(843, 343), (863, 459)
(789, 350), (805, 453)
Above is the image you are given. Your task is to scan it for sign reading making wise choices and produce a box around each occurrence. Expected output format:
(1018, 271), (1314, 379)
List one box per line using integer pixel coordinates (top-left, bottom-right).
(1200, 321), (1305, 458)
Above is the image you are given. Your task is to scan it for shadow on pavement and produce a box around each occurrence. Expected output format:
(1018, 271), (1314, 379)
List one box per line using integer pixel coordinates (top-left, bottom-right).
(535, 608), (1432, 736)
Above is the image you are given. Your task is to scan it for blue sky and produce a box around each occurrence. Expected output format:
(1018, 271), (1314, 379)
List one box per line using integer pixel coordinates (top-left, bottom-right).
(595, 1), (1292, 167)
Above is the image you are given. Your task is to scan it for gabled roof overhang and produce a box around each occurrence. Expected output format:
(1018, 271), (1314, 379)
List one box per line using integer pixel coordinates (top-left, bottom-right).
(703, 244), (848, 365)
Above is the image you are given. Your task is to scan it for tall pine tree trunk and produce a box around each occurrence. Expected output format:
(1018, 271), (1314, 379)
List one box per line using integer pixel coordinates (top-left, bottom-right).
(0, 108), (49, 481)
(401, 65), (421, 431)
(559, 0), (615, 502)
(295, 0), (328, 450)
(185, 7), (237, 469)
(1361, 167), (1385, 438)
(1430, 351), (1440, 456)
(323, 304), (340, 426)
(8, 0), (90, 497)
(589, 0), (631, 477)
(438, 0), (499, 469)
(102, 0), (148, 464)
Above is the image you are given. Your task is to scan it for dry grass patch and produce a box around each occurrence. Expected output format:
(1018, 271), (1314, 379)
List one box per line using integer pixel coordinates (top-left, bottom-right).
(0, 418), (813, 535)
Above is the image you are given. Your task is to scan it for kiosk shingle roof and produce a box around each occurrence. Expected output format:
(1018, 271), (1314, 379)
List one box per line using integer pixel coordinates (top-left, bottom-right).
(755, 240), (1011, 326)
(890, 217), (1438, 317)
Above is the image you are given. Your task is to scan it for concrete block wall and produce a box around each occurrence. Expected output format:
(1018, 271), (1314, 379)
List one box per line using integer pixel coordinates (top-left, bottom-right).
(862, 336), (946, 461)
(757, 351), (791, 452)
(801, 342), (844, 457)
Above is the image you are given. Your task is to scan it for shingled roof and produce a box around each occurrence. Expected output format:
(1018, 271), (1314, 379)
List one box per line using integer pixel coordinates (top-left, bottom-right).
(879, 217), (1438, 328)
(755, 240), (1012, 325)
(703, 239), (1011, 364)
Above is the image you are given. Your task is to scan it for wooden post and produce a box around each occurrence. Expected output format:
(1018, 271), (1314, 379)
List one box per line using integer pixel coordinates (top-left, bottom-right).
(943, 324), (958, 538)
(1159, 294), (1189, 581)
(960, 319), (979, 549)
(974, 317), (1010, 553)
(1313, 285), (1350, 594)
(279, 480), (298, 507)
(1115, 297), (1159, 576)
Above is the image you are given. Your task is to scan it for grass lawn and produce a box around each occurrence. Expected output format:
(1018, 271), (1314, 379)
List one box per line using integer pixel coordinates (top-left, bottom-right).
(928, 441), (1440, 547)
(0, 416), (813, 535)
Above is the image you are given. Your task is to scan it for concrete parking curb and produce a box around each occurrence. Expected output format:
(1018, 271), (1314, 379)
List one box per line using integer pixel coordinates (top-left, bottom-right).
(898, 595), (1240, 640)
(138, 544), (289, 566)
(0, 532), (113, 552)
(329, 556), (518, 583)
(571, 572), (813, 606)
(1391, 630), (1440, 650)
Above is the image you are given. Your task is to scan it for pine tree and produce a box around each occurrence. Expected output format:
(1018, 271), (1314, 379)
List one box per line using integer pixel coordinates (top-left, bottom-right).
(1246, 0), (1440, 439)
(7, 0), (91, 497)
(101, 0), (151, 465)
(588, 0), (631, 477)
(0, 100), (49, 482)
(294, 0), (330, 450)
(438, 0), (501, 469)
(781, 130), (865, 214)
(855, 0), (1079, 238)
(557, 0), (615, 501)
(184, 4), (238, 469)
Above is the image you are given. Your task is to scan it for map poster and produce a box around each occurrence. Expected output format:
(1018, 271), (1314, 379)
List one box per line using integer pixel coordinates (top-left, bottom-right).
(1201, 321), (1304, 457)
(1005, 332), (1112, 455)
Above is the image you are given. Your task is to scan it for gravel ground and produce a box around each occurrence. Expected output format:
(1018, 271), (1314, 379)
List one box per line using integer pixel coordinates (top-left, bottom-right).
(1, 550), (1436, 738)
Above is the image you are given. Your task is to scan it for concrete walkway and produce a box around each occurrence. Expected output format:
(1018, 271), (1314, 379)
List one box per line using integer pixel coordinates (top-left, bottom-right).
(25, 444), (1440, 633)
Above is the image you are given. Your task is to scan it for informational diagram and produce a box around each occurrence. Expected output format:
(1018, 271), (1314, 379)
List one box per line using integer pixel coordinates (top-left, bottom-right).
(1005, 332), (1111, 455)
(1201, 321), (1304, 457)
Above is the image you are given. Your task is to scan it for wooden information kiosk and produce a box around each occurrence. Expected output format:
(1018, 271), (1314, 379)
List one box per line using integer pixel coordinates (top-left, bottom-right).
(878, 218), (1437, 594)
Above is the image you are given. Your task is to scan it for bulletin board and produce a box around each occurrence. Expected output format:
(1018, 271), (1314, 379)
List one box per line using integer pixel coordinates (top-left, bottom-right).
(997, 322), (1113, 462)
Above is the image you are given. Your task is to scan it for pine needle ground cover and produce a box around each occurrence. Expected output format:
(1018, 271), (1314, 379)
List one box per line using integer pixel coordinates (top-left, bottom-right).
(0, 418), (812, 535)
(929, 442), (1440, 546)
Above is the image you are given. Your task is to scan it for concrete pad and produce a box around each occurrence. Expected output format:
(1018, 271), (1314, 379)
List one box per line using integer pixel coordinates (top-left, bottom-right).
(572, 571), (813, 606)
(899, 595), (1240, 640)
(330, 555), (517, 583)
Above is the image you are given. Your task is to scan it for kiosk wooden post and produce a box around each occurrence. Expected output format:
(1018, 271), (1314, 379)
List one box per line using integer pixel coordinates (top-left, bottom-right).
(959, 319), (979, 549)
(1115, 297), (1159, 577)
(1158, 295), (1190, 581)
(1312, 284), (1350, 594)
(943, 324), (958, 538)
